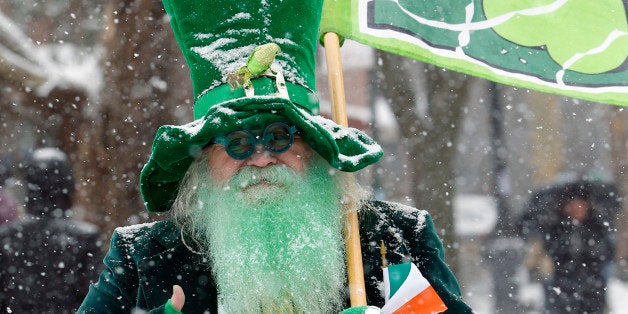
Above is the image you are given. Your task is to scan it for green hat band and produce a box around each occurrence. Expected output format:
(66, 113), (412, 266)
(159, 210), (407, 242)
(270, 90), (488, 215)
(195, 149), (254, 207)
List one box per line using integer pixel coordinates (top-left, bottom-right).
(194, 77), (319, 119)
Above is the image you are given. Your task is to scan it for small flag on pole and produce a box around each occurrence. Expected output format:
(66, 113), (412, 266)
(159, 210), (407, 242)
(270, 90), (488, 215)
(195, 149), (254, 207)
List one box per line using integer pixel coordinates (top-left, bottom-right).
(381, 262), (448, 314)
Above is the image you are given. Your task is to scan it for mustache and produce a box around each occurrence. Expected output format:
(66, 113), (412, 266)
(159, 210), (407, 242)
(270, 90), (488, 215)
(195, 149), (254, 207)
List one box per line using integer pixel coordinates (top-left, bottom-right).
(229, 165), (298, 190)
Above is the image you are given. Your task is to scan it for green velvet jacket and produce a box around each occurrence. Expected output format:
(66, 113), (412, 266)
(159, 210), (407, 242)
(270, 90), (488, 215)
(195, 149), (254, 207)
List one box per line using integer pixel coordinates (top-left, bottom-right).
(78, 200), (472, 313)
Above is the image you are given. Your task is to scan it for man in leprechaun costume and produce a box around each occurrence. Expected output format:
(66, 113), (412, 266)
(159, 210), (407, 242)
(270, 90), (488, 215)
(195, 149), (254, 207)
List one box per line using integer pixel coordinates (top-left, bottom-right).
(79, 0), (472, 313)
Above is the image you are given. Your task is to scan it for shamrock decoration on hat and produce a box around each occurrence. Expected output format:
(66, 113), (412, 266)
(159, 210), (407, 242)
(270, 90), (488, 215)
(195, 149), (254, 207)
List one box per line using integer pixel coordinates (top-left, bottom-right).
(140, 0), (384, 213)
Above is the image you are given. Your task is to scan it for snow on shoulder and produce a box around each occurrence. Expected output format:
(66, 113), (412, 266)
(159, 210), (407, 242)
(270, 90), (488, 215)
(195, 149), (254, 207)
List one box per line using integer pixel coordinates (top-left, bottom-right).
(368, 201), (428, 236)
(390, 201), (428, 235)
(116, 222), (158, 243)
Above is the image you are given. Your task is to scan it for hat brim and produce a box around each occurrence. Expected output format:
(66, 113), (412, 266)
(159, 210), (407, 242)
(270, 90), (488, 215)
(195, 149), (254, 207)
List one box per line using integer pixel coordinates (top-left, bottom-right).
(140, 96), (383, 213)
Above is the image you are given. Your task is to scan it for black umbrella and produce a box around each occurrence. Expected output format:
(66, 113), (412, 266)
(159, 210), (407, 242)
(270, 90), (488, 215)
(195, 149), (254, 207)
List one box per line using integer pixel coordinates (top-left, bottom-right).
(518, 179), (622, 239)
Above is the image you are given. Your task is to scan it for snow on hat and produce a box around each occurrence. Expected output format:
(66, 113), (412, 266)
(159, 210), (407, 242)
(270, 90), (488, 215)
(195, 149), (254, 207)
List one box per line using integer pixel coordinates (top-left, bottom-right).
(140, 0), (383, 213)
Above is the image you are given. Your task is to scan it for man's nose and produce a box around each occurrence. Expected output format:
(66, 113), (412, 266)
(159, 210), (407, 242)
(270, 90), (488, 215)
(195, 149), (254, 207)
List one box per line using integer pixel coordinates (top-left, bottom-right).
(245, 144), (277, 167)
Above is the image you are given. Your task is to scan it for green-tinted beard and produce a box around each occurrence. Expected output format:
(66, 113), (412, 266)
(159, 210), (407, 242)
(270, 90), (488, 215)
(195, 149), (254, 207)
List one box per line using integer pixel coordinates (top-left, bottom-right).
(189, 161), (346, 313)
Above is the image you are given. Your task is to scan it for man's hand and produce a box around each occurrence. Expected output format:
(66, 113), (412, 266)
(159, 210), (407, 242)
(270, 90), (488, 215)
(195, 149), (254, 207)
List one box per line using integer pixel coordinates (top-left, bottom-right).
(170, 285), (185, 311)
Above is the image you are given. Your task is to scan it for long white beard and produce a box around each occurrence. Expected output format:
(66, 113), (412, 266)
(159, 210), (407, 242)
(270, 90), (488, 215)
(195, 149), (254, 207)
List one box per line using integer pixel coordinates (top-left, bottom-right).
(175, 157), (347, 313)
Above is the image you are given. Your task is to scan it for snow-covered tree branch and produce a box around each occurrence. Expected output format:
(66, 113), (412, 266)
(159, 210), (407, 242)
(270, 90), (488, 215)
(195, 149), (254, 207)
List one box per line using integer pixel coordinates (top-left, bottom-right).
(0, 10), (102, 99)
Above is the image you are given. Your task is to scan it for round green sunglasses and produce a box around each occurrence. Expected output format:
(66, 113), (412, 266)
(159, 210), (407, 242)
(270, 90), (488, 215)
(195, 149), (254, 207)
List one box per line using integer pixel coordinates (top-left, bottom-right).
(212, 122), (299, 160)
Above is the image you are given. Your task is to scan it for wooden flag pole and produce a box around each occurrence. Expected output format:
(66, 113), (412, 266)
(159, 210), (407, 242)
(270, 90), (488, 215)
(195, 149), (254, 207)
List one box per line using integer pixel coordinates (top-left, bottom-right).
(323, 31), (368, 307)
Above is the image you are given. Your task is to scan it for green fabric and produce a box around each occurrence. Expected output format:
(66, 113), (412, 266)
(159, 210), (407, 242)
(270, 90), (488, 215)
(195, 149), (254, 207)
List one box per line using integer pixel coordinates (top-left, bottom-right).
(340, 305), (381, 314)
(78, 201), (472, 313)
(340, 305), (369, 314)
(141, 0), (383, 213)
(165, 299), (182, 314)
(320, 0), (628, 107)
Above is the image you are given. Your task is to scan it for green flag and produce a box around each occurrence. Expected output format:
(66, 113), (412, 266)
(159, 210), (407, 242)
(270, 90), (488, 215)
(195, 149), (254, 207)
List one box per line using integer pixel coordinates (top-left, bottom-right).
(321, 0), (628, 106)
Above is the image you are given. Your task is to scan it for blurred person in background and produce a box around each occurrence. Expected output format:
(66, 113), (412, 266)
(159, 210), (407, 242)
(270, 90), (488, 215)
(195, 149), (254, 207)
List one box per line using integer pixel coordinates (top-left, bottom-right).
(544, 185), (615, 313)
(0, 160), (18, 224)
(520, 181), (617, 313)
(0, 147), (103, 313)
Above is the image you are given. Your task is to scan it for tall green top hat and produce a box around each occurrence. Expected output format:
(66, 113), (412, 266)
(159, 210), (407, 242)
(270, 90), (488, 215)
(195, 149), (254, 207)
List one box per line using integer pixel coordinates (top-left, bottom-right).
(140, 0), (383, 213)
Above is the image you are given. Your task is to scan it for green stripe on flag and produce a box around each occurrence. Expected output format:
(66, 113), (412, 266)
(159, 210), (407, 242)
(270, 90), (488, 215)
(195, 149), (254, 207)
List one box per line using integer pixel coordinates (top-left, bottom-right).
(387, 262), (411, 298)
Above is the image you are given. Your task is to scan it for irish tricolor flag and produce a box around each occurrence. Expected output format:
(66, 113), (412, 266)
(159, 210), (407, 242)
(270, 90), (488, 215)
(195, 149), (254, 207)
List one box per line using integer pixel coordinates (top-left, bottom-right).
(381, 262), (447, 314)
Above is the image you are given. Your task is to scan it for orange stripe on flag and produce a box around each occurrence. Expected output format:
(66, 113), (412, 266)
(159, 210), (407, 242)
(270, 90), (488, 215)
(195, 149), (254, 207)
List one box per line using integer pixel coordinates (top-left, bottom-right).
(391, 286), (448, 314)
